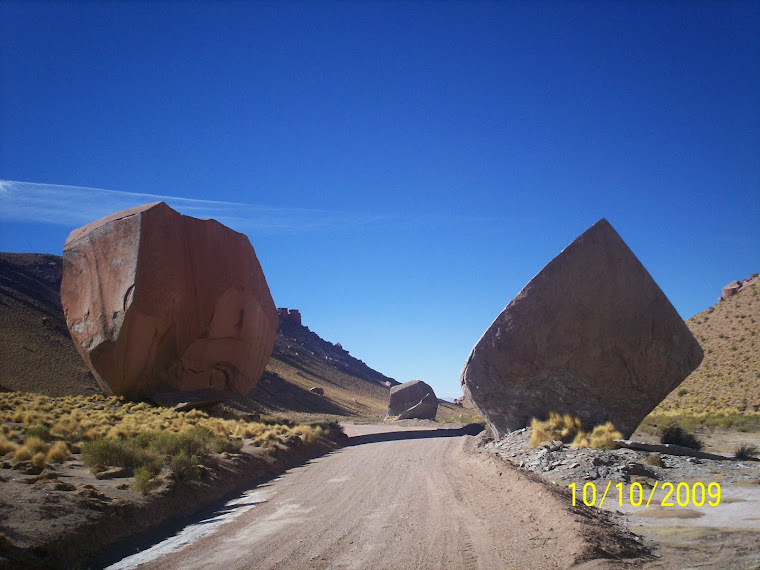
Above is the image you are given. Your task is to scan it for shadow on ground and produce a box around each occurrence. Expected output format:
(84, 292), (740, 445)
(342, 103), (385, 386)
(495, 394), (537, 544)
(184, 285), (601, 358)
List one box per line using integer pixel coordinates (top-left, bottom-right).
(347, 423), (484, 446)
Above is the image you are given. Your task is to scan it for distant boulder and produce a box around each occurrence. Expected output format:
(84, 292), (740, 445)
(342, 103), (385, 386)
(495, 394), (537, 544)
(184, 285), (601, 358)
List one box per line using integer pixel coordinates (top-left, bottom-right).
(722, 281), (742, 300)
(460, 219), (703, 439)
(453, 395), (474, 409)
(310, 386), (324, 396)
(61, 202), (278, 400)
(388, 380), (437, 420)
(720, 274), (759, 301)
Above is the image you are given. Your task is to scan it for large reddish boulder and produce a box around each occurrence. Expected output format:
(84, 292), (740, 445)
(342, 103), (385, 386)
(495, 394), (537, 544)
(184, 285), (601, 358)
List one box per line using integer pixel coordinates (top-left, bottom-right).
(61, 202), (278, 399)
(460, 219), (703, 439)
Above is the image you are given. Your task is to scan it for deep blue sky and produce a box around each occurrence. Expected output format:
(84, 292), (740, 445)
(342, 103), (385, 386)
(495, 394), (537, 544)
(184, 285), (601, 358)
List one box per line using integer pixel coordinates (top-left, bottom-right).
(1, 1), (758, 399)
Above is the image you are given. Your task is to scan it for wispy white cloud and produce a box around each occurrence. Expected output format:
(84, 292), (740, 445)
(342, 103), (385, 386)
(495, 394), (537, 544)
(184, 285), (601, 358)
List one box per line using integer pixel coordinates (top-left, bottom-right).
(0, 180), (385, 234)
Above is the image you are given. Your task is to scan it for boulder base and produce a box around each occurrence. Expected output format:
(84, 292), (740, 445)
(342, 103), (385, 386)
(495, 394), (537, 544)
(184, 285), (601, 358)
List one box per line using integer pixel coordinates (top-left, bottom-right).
(460, 219), (703, 439)
(61, 202), (278, 399)
(388, 380), (438, 420)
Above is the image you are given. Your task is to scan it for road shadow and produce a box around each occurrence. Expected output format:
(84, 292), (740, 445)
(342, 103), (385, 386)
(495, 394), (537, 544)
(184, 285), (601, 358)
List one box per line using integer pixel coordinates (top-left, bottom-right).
(346, 423), (484, 446)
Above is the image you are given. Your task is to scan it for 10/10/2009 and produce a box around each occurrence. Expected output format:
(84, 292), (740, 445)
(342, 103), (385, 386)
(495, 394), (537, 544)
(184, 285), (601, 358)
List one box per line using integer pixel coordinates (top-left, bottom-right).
(568, 481), (721, 508)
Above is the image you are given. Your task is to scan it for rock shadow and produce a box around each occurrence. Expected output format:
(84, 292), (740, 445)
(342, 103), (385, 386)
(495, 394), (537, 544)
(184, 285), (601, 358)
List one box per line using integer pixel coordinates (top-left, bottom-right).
(347, 423), (484, 446)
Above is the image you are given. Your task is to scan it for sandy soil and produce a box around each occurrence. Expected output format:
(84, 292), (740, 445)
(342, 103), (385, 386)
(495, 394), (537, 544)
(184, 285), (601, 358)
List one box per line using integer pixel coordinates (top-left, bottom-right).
(103, 422), (647, 570)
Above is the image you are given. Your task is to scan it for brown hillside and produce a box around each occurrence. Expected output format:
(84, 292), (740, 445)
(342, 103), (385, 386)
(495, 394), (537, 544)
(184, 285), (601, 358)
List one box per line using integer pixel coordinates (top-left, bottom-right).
(0, 253), (99, 395)
(656, 279), (760, 414)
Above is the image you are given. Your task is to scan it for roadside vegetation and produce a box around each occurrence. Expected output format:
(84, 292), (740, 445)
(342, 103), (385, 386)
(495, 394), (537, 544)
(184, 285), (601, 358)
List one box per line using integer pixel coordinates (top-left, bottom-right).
(659, 423), (704, 451)
(638, 410), (760, 434)
(529, 412), (623, 449)
(0, 392), (343, 491)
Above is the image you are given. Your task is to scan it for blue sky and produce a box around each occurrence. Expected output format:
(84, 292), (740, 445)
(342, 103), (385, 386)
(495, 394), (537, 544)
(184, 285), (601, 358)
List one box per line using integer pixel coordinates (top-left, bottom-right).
(1, 2), (758, 399)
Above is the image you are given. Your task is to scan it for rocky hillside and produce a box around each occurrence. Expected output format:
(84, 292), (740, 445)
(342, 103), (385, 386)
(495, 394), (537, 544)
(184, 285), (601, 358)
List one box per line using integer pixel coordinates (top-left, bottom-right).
(656, 276), (760, 414)
(0, 253), (99, 396)
(0, 252), (469, 422)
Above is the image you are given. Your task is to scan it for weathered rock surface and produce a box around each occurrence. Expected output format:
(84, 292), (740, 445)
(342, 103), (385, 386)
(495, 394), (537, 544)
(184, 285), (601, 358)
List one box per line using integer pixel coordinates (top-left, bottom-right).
(460, 218), (703, 439)
(61, 202), (278, 399)
(388, 380), (438, 419)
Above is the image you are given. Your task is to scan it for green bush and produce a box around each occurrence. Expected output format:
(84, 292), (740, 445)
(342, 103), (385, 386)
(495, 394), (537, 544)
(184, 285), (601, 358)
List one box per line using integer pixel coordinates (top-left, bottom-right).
(81, 438), (161, 472)
(133, 466), (161, 495)
(24, 424), (52, 441)
(660, 423), (704, 451)
(170, 451), (200, 481)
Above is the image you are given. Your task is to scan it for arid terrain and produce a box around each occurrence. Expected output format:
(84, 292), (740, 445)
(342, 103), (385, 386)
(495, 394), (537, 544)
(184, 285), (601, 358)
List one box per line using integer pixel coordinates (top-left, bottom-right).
(2, 252), (759, 568)
(99, 423), (648, 570)
(656, 277), (760, 414)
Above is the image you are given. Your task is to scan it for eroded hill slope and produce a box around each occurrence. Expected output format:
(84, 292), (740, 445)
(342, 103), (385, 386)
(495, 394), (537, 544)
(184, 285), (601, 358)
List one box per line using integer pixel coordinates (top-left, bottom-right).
(657, 279), (759, 414)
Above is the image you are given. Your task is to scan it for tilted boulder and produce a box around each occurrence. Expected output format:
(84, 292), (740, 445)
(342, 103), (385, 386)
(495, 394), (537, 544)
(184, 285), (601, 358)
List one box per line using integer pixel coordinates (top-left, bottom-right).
(460, 219), (703, 439)
(61, 202), (278, 400)
(388, 380), (438, 420)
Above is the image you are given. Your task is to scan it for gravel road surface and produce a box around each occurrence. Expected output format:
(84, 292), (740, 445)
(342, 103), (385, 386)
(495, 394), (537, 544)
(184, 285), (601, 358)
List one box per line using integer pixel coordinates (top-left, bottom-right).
(108, 423), (641, 569)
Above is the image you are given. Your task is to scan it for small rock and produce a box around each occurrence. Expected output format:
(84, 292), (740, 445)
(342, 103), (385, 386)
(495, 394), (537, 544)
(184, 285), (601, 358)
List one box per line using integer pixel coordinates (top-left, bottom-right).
(94, 467), (130, 480)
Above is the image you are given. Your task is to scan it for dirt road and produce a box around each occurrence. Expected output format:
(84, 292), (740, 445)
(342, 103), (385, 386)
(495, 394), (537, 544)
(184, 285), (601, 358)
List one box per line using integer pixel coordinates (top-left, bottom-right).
(108, 424), (642, 570)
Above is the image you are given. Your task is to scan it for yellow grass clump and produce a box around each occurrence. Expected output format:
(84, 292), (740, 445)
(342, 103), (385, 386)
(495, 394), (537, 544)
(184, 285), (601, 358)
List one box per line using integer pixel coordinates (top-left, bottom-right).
(0, 436), (17, 456)
(571, 422), (623, 450)
(46, 441), (70, 463)
(530, 412), (583, 447)
(530, 413), (622, 450)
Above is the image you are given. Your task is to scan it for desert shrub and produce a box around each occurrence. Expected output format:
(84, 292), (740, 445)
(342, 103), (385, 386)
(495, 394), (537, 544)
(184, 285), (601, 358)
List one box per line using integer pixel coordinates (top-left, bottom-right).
(82, 438), (160, 472)
(660, 423), (704, 451)
(133, 466), (161, 495)
(24, 424), (52, 441)
(572, 422), (622, 450)
(210, 435), (243, 454)
(170, 451), (200, 481)
(645, 453), (665, 467)
(46, 441), (70, 463)
(734, 444), (760, 460)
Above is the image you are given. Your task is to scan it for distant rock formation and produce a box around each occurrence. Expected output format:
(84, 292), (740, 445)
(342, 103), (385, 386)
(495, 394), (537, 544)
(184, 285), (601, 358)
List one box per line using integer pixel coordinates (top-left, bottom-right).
(460, 218), (703, 439)
(273, 309), (397, 388)
(61, 202), (278, 400)
(388, 380), (438, 420)
(277, 308), (302, 326)
(719, 273), (759, 302)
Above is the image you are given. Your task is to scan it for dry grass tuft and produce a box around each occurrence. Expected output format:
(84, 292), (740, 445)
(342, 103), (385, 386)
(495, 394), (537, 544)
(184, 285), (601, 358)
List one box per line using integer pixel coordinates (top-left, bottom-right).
(46, 441), (70, 463)
(530, 412), (583, 447)
(572, 422), (623, 450)
(530, 413), (622, 450)
(0, 391), (344, 496)
(0, 436), (17, 456)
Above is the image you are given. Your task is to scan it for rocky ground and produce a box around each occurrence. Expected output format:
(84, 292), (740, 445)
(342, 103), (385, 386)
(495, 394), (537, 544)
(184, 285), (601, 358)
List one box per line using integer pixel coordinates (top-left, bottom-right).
(486, 427), (760, 568)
